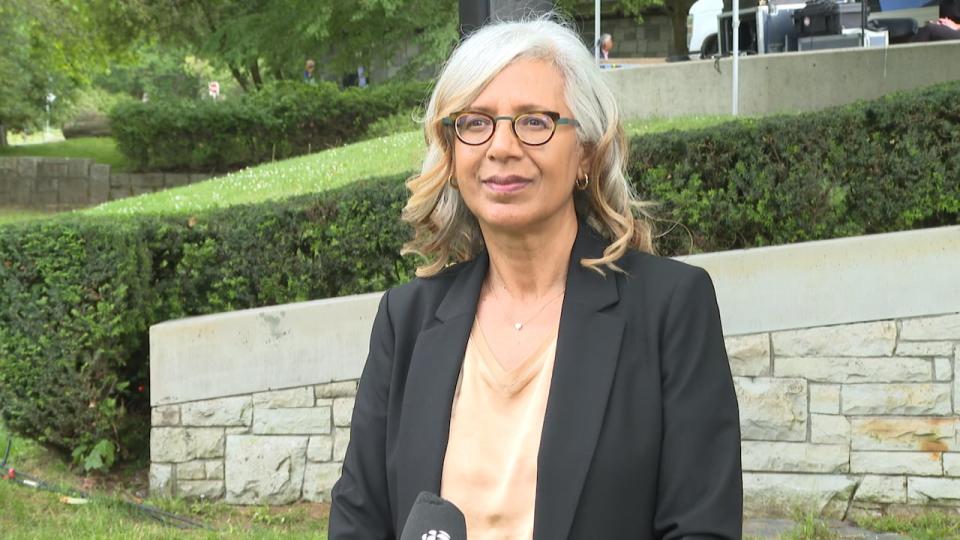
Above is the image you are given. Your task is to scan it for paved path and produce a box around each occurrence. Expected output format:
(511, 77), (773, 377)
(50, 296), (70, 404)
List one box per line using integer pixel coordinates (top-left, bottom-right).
(744, 518), (910, 539)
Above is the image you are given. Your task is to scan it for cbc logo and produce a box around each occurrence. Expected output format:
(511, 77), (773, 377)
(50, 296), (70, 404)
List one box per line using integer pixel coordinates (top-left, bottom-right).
(421, 530), (451, 540)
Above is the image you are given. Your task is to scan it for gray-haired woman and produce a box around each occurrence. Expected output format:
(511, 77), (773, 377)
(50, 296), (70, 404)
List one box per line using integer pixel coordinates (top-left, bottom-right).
(328, 15), (741, 540)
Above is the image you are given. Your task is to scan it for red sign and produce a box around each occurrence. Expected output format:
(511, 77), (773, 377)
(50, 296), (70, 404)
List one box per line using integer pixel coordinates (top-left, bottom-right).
(208, 81), (220, 98)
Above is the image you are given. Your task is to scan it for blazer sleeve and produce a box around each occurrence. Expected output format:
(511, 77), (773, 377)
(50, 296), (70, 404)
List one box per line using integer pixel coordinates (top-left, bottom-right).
(328, 290), (397, 540)
(653, 267), (743, 540)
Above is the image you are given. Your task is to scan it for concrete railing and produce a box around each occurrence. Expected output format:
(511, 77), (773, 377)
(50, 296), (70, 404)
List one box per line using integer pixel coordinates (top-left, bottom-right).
(150, 225), (960, 518)
(0, 157), (212, 210)
(604, 41), (960, 119)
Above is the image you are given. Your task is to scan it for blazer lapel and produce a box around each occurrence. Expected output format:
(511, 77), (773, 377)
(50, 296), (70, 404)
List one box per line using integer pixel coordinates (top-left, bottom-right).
(534, 225), (625, 540)
(394, 252), (488, 530)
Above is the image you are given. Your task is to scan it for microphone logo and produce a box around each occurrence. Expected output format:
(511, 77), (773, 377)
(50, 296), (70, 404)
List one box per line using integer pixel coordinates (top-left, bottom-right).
(421, 531), (451, 540)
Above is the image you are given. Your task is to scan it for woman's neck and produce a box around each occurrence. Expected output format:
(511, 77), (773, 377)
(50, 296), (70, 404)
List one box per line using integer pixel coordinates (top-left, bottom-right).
(480, 211), (578, 301)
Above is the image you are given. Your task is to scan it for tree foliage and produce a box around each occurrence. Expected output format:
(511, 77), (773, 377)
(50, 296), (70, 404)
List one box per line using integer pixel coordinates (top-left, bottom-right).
(99, 0), (459, 92)
(0, 0), (114, 144)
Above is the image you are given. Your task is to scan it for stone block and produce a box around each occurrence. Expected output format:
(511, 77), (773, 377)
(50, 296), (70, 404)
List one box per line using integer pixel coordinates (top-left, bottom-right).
(851, 451), (943, 476)
(226, 426), (251, 435)
(308, 435), (333, 462)
(724, 333), (770, 376)
(151, 427), (225, 462)
(37, 159), (68, 178)
(149, 463), (174, 498)
(151, 405), (180, 427)
(303, 462), (342, 503)
(32, 190), (58, 208)
(900, 314), (960, 341)
(810, 384), (841, 414)
(842, 383), (952, 415)
(811, 414), (850, 445)
(908, 477), (960, 505)
(935, 358), (953, 381)
(164, 173), (190, 188)
(734, 377), (807, 441)
(955, 351), (960, 414)
(896, 341), (955, 357)
(109, 187), (131, 201)
(945, 453), (960, 476)
(253, 407), (331, 435)
(743, 473), (858, 519)
(189, 174), (212, 184)
(333, 398), (355, 427)
(252, 387), (314, 409)
(131, 186), (154, 197)
(315, 380), (358, 399)
(16, 157), (38, 178)
(89, 175), (109, 204)
(35, 177), (58, 192)
(90, 163), (109, 182)
(59, 179), (90, 205)
(181, 396), (252, 427)
(333, 427), (351, 462)
(0, 157), (16, 174)
(850, 416), (956, 452)
(854, 475), (907, 504)
(741, 442), (849, 473)
(66, 159), (91, 178)
(205, 460), (224, 480)
(775, 356), (931, 383)
(772, 321), (897, 356)
(177, 460), (207, 480)
(178, 480), (224, 499)
(110, 173), (131, 188)
(132, 173), (165, 189)
(225, 435), (307, 504)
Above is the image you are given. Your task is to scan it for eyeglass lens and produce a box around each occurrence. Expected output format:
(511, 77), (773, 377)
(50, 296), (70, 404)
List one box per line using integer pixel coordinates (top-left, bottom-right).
(454, 113), (556, 145)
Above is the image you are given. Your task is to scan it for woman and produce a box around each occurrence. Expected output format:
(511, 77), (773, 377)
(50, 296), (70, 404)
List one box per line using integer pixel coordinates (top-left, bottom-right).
(329, 16), (741, 540)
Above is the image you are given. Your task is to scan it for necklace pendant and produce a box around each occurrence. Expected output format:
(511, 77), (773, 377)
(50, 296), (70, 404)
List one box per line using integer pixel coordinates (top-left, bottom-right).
(514, 322), (523, 331)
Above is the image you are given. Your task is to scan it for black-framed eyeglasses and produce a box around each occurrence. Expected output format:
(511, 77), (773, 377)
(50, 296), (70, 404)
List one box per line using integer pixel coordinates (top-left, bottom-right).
(441, 110), (580, 146)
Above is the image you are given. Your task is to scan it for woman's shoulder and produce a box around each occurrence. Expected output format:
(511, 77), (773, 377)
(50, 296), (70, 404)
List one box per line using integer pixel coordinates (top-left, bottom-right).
(617, 249), (711, 286)
(383, 258), (477, 314)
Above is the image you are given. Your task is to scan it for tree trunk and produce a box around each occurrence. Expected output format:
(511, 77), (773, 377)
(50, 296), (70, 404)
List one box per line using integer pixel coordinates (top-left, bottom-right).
(228, 63), (250, 93)
(0, 123), (7, 148)
(249, 59), (263, 90)
(666, 0), (697, 56)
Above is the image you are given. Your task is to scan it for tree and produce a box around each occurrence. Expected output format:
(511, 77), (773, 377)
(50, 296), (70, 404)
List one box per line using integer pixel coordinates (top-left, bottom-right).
(0, 0), (115, 146)
(100, 0), (459, 92)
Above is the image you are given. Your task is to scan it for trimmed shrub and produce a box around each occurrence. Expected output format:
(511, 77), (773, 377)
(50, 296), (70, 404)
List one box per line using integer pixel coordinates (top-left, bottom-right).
(109, 80), (431, 172)
(1, 81), (958, 470)
(630, 81), (959, 255)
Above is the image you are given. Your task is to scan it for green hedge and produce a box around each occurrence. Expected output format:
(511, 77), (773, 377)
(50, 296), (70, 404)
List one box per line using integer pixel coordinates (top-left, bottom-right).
(1, 81), (958, 470)
(109, 80), (430, 172)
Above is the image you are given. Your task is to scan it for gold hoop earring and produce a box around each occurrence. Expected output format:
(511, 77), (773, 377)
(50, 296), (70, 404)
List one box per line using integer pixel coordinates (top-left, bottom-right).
(449, 177), (459, 189)
(575, 174), (589, 191)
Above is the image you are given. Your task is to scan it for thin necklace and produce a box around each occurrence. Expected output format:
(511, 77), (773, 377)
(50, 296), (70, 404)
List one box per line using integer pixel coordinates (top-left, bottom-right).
(486, 280), (565, 331)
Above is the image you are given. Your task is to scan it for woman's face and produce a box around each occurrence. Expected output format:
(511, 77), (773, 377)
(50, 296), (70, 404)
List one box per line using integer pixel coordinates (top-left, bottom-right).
(452, 58), (585, 235)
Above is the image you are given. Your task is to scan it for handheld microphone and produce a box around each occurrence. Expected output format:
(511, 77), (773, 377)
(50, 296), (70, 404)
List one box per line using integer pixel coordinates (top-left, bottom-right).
(399, 491), (467, 540)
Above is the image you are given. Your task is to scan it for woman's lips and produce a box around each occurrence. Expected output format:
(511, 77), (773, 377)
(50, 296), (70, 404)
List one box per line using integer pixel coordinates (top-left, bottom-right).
(482, 175), (531, 193)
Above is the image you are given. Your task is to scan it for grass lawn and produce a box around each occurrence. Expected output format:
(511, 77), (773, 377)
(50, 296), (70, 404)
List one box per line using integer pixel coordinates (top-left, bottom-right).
(0, 422), (329, 539)
(84, 114), (738, 217)
(0, 137), (132, 171)
(0, 207), (67, 225)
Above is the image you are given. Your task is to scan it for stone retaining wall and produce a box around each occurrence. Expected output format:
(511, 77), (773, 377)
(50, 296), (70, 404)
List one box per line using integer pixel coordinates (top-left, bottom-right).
(149, 226), (960, 514)
(0, 157), (211, 209)
(150, 313), (960, 514)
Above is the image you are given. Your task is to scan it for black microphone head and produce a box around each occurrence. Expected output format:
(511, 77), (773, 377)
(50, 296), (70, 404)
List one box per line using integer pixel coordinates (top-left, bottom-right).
(400, 491), (467, 540)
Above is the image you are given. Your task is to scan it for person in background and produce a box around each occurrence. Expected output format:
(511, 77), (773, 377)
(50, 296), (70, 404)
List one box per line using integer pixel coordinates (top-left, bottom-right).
(597, 32), (614, 59)
(912, 0), (960, 42)
(303, 59), (317, 84)
(328, 14), (741, 540)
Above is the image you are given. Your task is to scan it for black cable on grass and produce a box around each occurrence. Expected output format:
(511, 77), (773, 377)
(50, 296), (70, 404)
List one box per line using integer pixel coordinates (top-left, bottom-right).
(0, 433), (210, 530)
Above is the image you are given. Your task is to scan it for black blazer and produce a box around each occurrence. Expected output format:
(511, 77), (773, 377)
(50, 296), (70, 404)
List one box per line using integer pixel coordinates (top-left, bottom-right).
(329, 223), (742, 539)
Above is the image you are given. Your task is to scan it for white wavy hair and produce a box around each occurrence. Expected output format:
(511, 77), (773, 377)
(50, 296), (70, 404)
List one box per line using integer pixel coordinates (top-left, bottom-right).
(402, 14), (654, 277)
